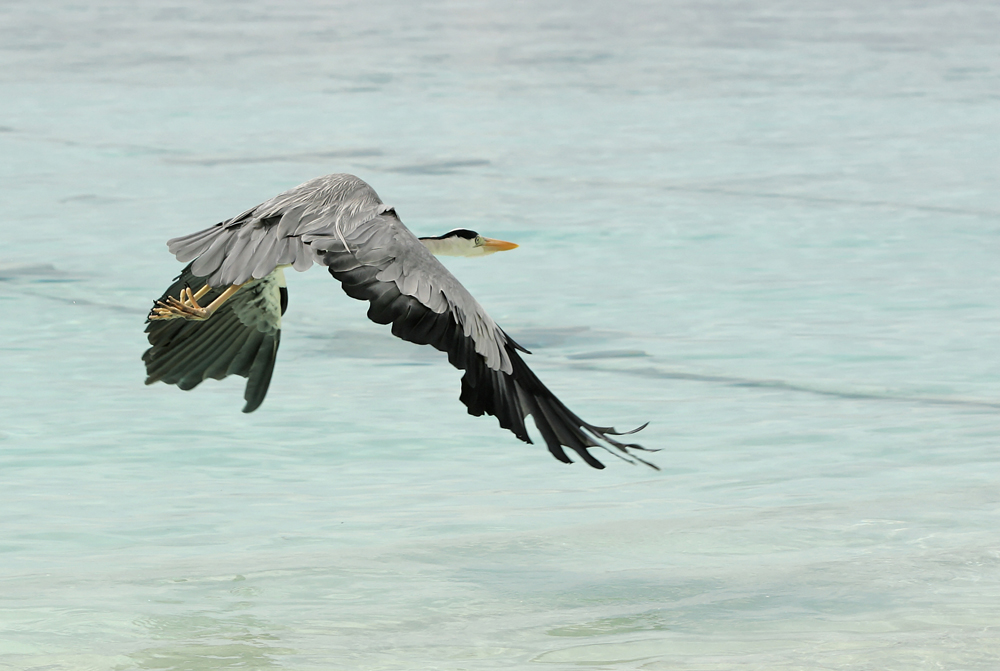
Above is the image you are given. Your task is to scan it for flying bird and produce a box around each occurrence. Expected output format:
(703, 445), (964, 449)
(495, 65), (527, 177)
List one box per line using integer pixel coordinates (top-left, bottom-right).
(144, 173), (655, 469)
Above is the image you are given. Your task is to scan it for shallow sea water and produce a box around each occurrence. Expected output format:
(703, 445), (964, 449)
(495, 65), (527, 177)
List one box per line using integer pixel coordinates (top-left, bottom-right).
(2, 1), (1000, 669)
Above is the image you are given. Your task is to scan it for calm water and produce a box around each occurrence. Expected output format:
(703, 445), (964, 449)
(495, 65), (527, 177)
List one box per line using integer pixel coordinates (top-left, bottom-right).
(3, 1), (1000, 668)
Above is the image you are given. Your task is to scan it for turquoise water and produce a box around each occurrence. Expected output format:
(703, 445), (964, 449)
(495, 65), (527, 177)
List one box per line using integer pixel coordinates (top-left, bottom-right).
(3, 1), (1000, 668)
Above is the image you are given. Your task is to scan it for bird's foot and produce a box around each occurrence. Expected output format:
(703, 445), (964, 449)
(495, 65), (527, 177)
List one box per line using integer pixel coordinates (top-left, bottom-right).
(150, 286), (211, 321)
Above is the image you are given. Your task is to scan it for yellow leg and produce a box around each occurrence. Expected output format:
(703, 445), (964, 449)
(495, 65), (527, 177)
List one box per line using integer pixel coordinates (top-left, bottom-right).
(190, 285), (211, 302)
(150, 283), (245, 321)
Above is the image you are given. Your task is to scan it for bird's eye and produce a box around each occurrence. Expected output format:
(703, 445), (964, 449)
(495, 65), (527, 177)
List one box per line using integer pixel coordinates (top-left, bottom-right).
(474, 235), (484, 246)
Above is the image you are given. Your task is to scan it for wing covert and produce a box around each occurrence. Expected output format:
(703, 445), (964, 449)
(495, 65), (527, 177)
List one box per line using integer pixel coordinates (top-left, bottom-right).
(165, 174), (387, 288)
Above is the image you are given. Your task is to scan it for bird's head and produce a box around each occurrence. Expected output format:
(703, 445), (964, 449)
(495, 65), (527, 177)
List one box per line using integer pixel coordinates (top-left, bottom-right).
(418, 229), (519, 257)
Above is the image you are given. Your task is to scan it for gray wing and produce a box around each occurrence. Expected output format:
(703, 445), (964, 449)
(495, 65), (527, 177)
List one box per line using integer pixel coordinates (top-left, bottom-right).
(143, 264), (285, 413)
(321, 209), (656, 470)
(164, 174), (387, 288)
(145, 174), (379, 414)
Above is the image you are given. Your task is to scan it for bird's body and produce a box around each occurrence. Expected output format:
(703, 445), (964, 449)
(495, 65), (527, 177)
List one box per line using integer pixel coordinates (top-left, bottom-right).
(144, 173), (655, 469)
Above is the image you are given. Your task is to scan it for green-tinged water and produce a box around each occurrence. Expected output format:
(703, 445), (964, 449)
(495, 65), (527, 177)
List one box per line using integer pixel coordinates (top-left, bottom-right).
(2, 1), (1000, 668)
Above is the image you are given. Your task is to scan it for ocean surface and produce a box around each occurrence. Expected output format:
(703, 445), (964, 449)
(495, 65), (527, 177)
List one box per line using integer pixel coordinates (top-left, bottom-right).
(2, 1), (1000, 668)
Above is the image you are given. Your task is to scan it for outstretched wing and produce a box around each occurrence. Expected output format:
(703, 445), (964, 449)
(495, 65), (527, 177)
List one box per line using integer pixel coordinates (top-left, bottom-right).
(319, 209), (656, 470)
(143, 264), (285, 413)
(163, 174), (386, 288)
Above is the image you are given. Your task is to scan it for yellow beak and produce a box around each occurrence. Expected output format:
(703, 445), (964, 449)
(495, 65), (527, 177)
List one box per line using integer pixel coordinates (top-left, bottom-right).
(482, 237), (519, 252)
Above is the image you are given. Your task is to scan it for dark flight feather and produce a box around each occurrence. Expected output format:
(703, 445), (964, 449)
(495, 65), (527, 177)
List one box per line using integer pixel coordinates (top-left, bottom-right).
(143, 263), (283, 413)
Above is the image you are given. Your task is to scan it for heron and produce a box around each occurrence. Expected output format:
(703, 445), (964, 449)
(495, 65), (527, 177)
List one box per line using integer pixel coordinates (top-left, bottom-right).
(144, 173), (655, 469)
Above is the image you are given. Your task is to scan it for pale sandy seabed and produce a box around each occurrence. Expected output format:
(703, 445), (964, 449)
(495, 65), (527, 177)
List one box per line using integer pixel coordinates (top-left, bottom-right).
(1, 1), (999, 669)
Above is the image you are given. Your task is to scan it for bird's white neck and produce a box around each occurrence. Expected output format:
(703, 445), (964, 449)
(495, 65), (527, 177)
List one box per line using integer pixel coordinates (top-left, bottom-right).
(419, 236), (478, 257)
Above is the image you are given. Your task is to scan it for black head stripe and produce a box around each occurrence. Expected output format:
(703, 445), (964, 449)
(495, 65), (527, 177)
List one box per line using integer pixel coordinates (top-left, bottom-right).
(420, 228), (479, 241)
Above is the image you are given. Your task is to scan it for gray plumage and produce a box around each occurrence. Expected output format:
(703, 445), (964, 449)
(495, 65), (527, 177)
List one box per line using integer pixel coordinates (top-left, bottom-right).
(144, 174), (655, 469)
